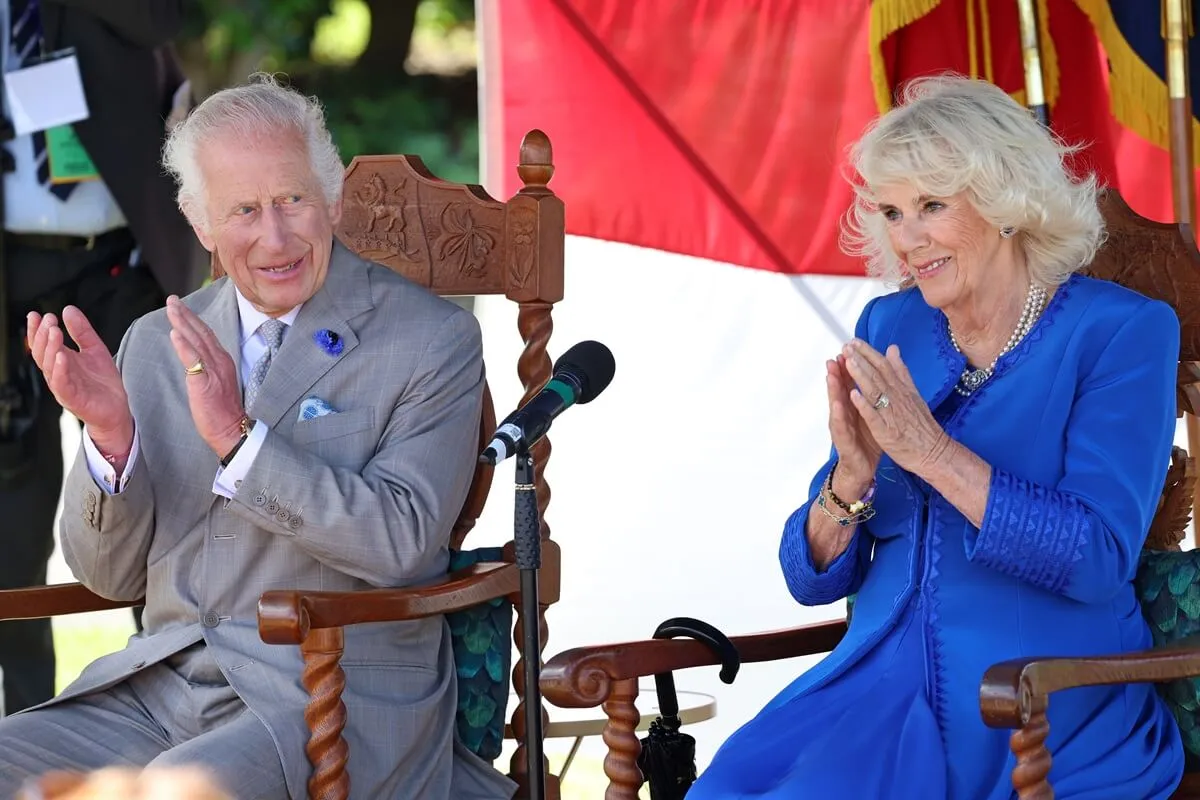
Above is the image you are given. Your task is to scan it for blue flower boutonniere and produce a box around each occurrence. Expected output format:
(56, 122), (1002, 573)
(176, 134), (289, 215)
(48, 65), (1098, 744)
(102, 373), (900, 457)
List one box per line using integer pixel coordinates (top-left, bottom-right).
(314, 329), (344, 356)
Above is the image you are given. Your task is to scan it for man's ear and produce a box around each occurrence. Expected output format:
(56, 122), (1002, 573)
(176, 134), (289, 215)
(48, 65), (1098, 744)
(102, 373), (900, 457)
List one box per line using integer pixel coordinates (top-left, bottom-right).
(192, 223), (215, 253)
(328, 195), (343, 229)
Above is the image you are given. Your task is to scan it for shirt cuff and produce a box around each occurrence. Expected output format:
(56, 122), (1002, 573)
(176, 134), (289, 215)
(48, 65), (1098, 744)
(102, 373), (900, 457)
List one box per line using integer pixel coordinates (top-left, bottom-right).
(212, 421), (268, 499)
(82, 425), (140, 495)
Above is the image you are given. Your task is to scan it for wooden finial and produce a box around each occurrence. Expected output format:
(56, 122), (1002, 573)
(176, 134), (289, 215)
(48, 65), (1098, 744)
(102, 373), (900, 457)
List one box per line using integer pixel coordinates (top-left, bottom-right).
(518, 129), (554, 191)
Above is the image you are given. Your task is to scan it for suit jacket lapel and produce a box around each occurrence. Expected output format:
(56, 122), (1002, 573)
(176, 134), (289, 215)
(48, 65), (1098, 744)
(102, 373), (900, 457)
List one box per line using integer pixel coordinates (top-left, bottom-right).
(248, 242), (374, 428)
(199, 278), (243, 384)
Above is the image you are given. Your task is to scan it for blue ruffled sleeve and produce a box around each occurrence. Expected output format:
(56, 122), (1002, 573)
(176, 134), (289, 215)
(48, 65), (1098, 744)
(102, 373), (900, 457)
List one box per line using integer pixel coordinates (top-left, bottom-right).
(779, 458), (874, 605)
(778, 296), (881, 606)
(964, 298), (1179, 603)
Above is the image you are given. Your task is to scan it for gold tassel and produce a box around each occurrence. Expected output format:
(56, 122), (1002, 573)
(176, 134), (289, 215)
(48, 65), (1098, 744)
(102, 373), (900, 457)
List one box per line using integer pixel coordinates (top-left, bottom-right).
(1037, 0), (1060, 108)
(981, 0), (996, 84)
(869, 0), (943, 112)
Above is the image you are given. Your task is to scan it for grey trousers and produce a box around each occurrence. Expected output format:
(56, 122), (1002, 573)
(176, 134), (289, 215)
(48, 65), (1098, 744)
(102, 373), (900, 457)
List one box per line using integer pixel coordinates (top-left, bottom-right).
(0, 660), (288, 799)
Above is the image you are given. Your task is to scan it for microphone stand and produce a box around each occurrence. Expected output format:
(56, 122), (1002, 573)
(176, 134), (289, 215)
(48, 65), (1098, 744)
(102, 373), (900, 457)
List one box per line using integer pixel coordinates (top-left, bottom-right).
(513, 446), (546, 800)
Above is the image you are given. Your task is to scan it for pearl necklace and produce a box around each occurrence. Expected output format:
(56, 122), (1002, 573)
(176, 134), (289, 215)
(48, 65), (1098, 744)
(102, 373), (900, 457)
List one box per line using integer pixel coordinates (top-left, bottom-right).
(948, 283), (1048, 396)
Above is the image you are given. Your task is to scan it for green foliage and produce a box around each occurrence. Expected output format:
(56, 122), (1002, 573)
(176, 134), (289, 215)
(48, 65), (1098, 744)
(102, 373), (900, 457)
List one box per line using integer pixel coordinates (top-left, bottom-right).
(183, 0), (334, 67)
(180, 0), (481, 186)
(311, 0), (370, 65)
(317, 77), (480, 183)
(417, 0), (476, 34)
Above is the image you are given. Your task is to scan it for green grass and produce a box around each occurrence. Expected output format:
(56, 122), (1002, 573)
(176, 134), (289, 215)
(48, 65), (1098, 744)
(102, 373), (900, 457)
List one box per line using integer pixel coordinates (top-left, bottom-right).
(52, 622), (631, 797)
(53, 618), (133, 694)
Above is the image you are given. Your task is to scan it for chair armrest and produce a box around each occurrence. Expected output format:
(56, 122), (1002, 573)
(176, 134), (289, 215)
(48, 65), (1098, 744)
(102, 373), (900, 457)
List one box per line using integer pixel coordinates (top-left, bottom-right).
(542, 618), (847, 708)
(0, 583), (140, 621)
(257, 562), (520, 645)
(980, 640), (1200, 729)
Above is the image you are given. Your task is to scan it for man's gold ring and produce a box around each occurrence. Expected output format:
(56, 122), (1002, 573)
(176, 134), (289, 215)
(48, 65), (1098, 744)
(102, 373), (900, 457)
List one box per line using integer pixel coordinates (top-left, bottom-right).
(185, 360), (206, 376)
(873, 392), (890, 410)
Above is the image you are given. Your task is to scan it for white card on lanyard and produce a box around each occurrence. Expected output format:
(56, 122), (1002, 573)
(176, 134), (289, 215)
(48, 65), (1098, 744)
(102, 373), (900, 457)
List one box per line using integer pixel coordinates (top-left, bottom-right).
(3, 48), (89, 136)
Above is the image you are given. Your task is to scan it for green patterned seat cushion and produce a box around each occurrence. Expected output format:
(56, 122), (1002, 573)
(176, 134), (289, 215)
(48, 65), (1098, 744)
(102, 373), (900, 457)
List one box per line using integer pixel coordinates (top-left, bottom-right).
(1135, 548), (1200, 768)
(447, 547), (513, 762)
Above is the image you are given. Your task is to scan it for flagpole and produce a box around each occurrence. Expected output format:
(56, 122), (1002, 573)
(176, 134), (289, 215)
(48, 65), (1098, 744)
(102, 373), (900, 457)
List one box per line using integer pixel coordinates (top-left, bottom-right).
(1016, 0), (1049, 125)
(1164, 0), (1200, 545)
(1166, 0), (1196, 227)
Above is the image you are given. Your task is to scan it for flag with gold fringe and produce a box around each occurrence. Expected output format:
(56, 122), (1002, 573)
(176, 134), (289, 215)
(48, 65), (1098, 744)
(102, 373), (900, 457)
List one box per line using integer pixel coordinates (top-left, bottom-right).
(870, 0), (1198, 224)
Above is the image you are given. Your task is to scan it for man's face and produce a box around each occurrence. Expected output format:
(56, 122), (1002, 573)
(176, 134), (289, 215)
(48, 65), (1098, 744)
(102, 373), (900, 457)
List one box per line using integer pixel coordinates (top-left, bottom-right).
(193, 130), (342, 317)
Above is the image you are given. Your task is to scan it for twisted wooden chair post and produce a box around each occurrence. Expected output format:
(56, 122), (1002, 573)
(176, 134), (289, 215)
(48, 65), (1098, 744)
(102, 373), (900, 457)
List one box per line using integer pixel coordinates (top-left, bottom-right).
(503, 130), (565, 797)
(300, 628), (350, 800)
(600, 678), (643, 799)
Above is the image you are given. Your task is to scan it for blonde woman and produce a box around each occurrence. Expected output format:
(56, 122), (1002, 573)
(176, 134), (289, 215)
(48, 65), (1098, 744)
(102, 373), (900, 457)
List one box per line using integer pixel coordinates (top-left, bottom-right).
(689, 76), (1184, 799)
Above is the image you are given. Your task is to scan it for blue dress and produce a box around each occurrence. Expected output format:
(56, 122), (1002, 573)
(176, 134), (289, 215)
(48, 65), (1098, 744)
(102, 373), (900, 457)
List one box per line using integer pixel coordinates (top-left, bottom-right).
(689, 275), (1185, 800)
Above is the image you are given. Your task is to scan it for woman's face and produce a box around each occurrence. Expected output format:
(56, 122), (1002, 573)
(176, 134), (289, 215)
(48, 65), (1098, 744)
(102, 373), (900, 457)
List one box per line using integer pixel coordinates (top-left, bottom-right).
(874, 184), (1006, 311)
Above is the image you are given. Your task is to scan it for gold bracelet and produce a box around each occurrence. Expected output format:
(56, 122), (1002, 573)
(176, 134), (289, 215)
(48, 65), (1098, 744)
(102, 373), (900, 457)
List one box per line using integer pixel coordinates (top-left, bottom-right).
(825, 463), (877, 515)
(816, 489), (876, 527)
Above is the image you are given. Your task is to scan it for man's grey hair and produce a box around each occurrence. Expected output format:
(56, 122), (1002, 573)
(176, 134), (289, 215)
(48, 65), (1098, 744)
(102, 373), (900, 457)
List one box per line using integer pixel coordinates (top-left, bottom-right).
(162, 73), (345, 230)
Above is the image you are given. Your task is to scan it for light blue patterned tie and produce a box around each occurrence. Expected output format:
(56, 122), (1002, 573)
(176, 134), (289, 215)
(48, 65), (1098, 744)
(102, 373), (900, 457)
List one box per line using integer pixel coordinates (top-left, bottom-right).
(244, 318), (286, 412)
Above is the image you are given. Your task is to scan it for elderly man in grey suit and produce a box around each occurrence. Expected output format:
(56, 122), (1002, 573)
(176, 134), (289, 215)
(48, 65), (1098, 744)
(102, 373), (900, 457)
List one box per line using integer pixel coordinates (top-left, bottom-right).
(0, 75), (516, 800)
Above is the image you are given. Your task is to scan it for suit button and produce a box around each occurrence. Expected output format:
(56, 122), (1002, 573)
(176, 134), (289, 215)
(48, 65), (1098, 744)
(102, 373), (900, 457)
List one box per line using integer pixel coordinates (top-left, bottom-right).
(265, 500), (279, 514)
(253, 492), (267, 507)
(287, 515), (302, 530)
(275, 509), (290, 524)
(202, 613), (220, 628)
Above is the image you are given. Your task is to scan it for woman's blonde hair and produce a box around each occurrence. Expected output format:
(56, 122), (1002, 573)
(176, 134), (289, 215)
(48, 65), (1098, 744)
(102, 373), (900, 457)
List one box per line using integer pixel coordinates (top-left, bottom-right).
(840, 75), (1104, 286)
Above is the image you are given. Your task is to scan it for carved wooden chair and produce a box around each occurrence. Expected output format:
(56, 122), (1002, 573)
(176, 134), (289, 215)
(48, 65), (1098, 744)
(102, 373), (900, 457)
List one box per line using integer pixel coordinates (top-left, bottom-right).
(0, 130), (567, 800)
(539, 188), (1200, 799)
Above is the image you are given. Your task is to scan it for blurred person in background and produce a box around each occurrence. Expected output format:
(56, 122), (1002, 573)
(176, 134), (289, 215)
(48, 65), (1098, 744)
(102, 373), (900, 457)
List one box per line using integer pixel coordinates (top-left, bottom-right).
(0, 0), (202, 715)
(18, 766), (232, 800)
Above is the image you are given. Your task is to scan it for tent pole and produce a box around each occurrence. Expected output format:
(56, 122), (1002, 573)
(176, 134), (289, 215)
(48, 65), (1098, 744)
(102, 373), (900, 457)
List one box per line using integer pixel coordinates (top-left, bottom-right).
(1164, 0), (1200, 546)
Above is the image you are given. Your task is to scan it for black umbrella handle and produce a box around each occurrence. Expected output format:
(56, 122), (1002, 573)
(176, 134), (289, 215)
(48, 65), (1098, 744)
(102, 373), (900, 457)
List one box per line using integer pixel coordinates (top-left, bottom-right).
(650, 616), (740, 719)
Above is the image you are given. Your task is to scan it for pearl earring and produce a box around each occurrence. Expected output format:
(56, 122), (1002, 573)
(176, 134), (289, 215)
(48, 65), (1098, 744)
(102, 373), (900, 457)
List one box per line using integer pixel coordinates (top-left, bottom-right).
(1000, 226), (1016, 239)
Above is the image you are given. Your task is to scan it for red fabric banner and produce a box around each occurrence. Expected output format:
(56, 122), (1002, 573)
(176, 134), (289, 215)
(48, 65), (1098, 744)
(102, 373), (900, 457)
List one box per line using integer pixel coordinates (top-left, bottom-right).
(481, 0), (1192, 278)
(483, 0), (877, 276)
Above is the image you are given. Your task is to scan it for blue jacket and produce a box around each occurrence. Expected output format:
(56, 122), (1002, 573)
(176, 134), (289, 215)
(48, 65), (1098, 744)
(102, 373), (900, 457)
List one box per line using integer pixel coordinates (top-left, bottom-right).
(777, 273), (1184, 798)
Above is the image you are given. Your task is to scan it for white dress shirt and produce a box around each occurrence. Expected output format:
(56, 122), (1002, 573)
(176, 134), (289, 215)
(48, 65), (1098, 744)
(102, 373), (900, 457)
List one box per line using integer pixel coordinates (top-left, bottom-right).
(0, 1), (127, 236)
(83, 288), (303, 496)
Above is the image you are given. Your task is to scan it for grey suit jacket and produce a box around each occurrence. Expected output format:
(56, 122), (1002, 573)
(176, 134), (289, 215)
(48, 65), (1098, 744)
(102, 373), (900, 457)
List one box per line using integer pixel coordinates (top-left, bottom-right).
(54, 242), (515, 799)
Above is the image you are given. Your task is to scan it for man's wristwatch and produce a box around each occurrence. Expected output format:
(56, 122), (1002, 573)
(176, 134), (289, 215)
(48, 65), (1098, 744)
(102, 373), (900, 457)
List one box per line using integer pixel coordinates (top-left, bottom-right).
(219, 416), (254, 467)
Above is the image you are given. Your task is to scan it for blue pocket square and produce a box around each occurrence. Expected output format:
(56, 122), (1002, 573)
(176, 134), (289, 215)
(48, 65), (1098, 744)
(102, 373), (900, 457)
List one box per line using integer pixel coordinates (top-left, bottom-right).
(299, 397), (339, 421)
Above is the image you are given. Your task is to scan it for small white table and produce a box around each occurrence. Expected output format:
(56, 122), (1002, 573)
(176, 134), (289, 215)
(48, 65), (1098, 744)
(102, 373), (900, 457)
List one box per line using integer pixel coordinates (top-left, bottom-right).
(506, 689), (717, 782)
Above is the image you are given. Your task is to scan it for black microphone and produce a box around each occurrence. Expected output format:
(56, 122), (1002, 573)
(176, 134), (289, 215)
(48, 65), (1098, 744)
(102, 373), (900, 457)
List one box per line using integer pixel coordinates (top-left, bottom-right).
(480, 340), (615, 465)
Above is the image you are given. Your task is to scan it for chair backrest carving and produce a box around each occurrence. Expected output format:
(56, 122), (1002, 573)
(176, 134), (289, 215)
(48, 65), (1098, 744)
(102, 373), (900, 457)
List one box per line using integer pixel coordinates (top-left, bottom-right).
(1083, 190), (1200, 551)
